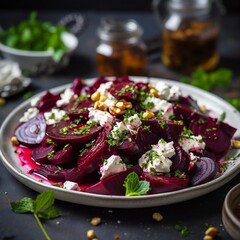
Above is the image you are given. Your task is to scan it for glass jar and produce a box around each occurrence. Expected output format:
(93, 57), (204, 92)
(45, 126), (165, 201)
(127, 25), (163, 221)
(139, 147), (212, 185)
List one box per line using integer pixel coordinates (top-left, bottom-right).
(96, 18), (147, 76)
(152, 0), (223, 73)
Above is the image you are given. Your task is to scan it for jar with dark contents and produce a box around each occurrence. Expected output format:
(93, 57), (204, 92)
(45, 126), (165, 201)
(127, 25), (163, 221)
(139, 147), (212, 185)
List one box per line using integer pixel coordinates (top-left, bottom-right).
(153, 0), (223, 73)
(96, 18), (147, 76)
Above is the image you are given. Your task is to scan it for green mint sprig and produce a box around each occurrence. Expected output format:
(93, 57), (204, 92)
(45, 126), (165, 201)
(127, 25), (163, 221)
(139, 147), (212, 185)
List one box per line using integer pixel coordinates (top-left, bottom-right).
(11, 190), (60, 240)
(123, 172), (150, 196)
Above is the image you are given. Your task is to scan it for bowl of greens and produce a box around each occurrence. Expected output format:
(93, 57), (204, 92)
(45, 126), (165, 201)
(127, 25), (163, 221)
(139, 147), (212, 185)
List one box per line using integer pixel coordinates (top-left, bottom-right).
(0, 12), (79, 76)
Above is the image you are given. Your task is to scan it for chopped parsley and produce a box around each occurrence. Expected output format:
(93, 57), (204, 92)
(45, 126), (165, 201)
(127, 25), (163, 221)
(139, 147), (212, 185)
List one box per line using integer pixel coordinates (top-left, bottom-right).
(175, 224), (191, 237)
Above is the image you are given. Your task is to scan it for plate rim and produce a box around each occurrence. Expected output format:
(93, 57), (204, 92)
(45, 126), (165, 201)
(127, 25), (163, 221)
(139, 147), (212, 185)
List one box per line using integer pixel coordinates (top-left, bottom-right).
(1, 76), (240, 208)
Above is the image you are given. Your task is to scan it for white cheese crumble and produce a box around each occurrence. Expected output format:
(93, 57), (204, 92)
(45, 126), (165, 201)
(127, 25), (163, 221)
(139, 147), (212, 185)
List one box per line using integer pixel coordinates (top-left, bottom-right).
(56, 88), (77, 107)
(143, 96), (174, 119)
(139, 139), (175, 174)
(19, 107), (39, 122)
(179, 135), (206, 153)
(100, 155), (127, 180)
(30, 96), (40, 107)
(63, 181), (81, 191)
(87, 107), (114, 130)
(44, 108), (68, 125)
(111, 121), (129, 140)
(168, 85), (181, 101)
(97, 81), (113, 97)
(126, 114), (142, 131)
(155, 81), (170, 100)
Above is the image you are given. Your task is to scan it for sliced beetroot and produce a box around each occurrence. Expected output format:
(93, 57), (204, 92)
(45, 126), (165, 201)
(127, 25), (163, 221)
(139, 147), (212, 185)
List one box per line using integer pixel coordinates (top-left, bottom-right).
(219, 121), (236, 139)
(135, 127), (159, 154)
(143, 118), (184, 141)
(46, 120), (102, 145)
(84, 165), (142, 195)
(47, 145), (75, 165)
(70, 78), (84, 95)
(30, 165), (83, 182)
(117, 138), (141, 156)
(141, 172), (189, 194)
(178, 96), (202, 111)
(15, 114), (46, 146)
(189, 117), (232, 155)
(109, 82), (138, 101)
(63, 98), (93, 121)
(171, 143), (190, 173)
(189, 157), (218, 186)
(113, 75), (134, 84)
(77, 131), (110, 176)
(37, 91), (60, 112)
(32, 144), (55, 164)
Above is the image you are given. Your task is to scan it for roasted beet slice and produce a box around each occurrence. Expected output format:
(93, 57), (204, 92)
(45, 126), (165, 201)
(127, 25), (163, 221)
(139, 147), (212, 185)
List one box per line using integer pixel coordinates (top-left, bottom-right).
(47, 145), (75, 165)
(135, 127), (159, 154)
(37, 91), (60, 112)
(70, 78), (84, 95)
(189, 157), (218, 186)
(84, 165), (142, 195)
(15, 114), (46, 146)
(47, 120), (102, 145)
(64, 98), (93, 121)
(77, 131), (110, 175)
(117, 138), (141, 156)
(141, 172), (189, 194)
(32, 145), (55, 164)
(109, 82), (138, 101)
(171, 143), (190, 173)
(143, 118), (184, 141)
(189, 117), (232, 155)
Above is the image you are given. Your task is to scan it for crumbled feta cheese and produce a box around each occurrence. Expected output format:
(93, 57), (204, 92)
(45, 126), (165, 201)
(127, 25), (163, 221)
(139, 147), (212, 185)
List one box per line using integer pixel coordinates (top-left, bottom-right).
(139, 139), (175, 174)
(179, 135), (205, 153)
(88, 107), (114, 130)
(97, 81), (113, 97)
(143, 96), (174, 119)
(111, 121), (129, 140)
(168, 86), (181, 101)
(155, 82), (170, 100)
(19, 107), (39, 122)
(30, 96), (40, 107)
(63, 181), (81, 191)
(126, 114), (142, 131)
(104, 95), (118, 108)
(56, 88), (77, 107)
(44, 108), (68, 125)
(100, 155), (127, 179)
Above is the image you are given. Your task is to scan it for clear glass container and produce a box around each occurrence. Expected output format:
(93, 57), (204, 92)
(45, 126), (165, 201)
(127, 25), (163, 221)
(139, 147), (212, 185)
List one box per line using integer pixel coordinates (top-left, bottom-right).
(152, 0), (223, 73)
(96, 18), (147, 76)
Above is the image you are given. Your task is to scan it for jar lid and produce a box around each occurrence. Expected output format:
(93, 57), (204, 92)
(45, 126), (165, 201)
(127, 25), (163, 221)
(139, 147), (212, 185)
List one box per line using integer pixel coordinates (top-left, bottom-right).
(97, 18), (143, 43)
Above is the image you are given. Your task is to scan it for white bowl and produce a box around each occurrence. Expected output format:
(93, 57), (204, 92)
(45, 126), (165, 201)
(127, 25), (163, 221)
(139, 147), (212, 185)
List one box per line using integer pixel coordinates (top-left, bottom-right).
(0, 32), (78, 76)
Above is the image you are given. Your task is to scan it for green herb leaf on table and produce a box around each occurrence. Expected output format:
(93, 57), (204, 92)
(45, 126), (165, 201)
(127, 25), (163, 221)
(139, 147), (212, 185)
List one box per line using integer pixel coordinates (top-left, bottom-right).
(123, 172), (150, 196)
(11, 190), (59, 240)
(180, 68), (232, 91)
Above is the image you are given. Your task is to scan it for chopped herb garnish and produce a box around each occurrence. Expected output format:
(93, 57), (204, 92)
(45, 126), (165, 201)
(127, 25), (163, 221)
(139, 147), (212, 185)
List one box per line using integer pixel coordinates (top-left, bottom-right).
(175, 224), (191, 237)
(59, 126), (68, 135)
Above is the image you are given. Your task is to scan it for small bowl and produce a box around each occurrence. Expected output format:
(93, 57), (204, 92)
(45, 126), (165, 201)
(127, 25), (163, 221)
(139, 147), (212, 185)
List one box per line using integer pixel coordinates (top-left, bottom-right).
(0, 32), (78, 76)
(222, 183), (240, 240)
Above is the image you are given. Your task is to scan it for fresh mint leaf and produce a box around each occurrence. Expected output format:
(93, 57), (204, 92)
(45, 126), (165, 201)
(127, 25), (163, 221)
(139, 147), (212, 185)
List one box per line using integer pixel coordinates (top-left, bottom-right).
(35, 191), (55, 213)
(123, 172), (150, 196)
(11, 197), (34, 213)
(11, 191), (59, 240)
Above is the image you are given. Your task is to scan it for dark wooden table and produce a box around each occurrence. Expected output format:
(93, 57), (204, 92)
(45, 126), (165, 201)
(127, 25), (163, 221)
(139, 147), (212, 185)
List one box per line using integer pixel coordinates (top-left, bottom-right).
(0, 10), (239, 240)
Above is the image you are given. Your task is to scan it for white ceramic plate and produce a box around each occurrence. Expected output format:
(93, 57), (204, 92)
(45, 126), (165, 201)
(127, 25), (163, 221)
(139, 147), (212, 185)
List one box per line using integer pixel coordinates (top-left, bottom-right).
(1, 77), (240, 208)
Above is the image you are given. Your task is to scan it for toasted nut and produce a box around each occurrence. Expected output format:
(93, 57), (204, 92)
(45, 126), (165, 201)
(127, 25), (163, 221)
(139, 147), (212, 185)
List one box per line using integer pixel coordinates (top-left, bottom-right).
(94, 101), (107, 111)
(142, 110), (155, 119)
(205, 227), (218, 237)
(148, 84), (154, 89)
(203, 235), (213, 240)
(200, 105), (207, 113)
(90, 217), (101, 226)
(87, 229), (96, 239)
(91, 91), (101, 101)
(150, 89), (159, 97)
(152, 212), (163, 222)
(116, 101), (125, 110)
(0, 97), (6, 106)
(11, 136), (19, 146)
(109, 106), (126, 116)
(232, 139), (240, 149)
(99, 95), (107, 102)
